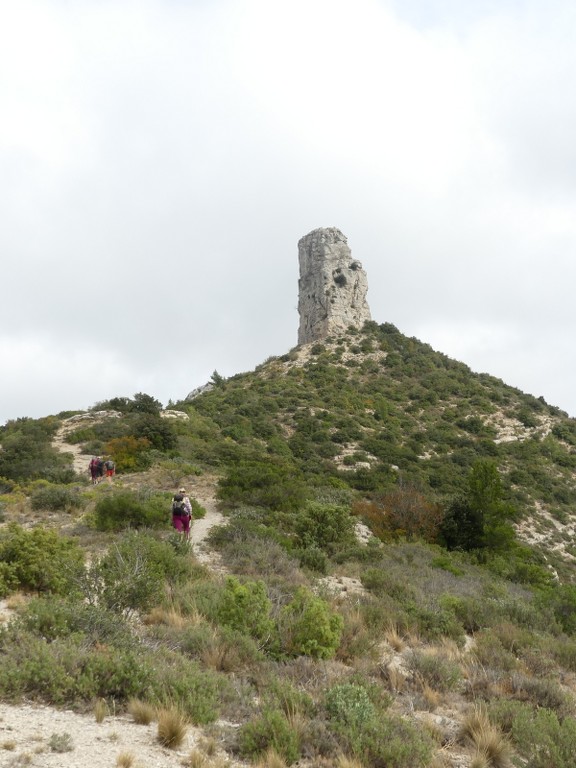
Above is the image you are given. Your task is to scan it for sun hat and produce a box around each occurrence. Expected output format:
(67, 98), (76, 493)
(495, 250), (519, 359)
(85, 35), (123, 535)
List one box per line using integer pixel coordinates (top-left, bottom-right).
(179, 487), (186, 493)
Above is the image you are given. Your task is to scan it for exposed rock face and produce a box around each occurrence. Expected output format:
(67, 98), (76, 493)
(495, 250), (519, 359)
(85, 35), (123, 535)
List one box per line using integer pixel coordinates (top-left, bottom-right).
(185, 382), (214, 401)
(297, 227), (371, 345)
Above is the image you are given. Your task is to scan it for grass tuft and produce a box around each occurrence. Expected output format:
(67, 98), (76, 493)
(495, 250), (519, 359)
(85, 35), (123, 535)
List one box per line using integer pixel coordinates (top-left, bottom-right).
(460, 706), (511, 768)
(94, 697), (108, 723)
(253, 746), (288, 768)
(127, 698), (156, 725)
(157, 706), (188, 749)
(116, 752), (136, 768)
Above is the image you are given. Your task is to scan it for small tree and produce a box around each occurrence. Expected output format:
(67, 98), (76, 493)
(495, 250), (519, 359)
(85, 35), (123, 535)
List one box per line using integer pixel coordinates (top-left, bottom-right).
(440, 460), (516, 553)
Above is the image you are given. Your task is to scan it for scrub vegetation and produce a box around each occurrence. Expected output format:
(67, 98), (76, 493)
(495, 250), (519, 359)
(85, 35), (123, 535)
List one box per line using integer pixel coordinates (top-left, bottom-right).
(2, 321), (576, 766)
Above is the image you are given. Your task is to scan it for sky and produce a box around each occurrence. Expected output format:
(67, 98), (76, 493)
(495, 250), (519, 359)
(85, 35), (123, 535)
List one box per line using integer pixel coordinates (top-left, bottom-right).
(2, 0), (576, 425)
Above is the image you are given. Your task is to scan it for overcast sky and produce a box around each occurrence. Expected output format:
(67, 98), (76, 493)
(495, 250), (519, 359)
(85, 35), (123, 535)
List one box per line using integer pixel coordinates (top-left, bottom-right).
(2, 0), (576, 425)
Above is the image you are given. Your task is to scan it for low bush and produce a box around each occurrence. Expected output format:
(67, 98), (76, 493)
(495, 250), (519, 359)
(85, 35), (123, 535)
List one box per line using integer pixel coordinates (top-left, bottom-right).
(103, 436), (152, 473)
(30, 483), (83, 512)
(132, 648), (223, 725)
(507, 706), (576, 768)
(0, 628), (151, 704)
(0, 523), (84, 597)
(297, 545), (328, 574)
(325, 683), (375, 730)
(238, 709), (300, 765)
(82, 530), (193, 616)
(278, 588), (343, 660)
(292, 501), (356, 554)
(93, 489), (168, 531)
(407, 650), (461, 693)
(216, 576), (275, 644)
(16, 595), (134, 647)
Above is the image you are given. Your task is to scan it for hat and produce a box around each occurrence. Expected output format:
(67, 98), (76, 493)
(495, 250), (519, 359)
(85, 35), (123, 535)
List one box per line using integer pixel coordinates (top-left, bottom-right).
(179, 488), (186, 493)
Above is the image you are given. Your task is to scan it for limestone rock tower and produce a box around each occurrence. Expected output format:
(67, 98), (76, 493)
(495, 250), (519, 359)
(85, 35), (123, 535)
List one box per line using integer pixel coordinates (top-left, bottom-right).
(297, 227), (371, 345)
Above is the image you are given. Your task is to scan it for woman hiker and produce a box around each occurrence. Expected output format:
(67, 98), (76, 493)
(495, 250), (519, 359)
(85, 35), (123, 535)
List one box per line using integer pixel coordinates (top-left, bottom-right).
(171, 487), (192, 541)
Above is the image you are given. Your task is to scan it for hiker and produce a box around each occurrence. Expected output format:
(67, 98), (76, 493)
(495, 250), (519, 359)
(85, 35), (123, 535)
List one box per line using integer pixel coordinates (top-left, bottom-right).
(96, 456), (105, 482)
(171, 487), (192, 541)
(89, 456), (100, 484)
(104, 457), (115, 482)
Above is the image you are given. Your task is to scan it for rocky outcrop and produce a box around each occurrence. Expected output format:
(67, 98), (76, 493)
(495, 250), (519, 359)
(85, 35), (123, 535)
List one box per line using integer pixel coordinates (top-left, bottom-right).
(160, 409), (189, 421)
(185, 382), (214, 401)
(297, 227), (371, 345)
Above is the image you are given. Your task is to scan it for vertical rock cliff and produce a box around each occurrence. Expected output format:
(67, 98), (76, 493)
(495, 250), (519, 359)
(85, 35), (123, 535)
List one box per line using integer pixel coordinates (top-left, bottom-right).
(297, 227), (371, 345)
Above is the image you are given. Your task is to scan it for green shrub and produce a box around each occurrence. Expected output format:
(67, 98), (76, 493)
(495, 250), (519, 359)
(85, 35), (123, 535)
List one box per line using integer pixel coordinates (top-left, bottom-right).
(132, 414), (177, 450)
(217, 455), (308, 512)
(30, 483), (83, 512)
(103, 436), (152, 473)
(324, 684), (432, 768)
(407, 650), (461, 692)
(509, 706), (576, 767)
(147, 650), (222, 724)
(359, 715), (433, 767)
(217, 576), (274, 643)
(238, 708), (300, 764)
(279, 588), (343, 659)
(190, 498), (206, 519)
(82, 530), (192, 616)
(0, 476), (17, 494)
(21, 598), (132, 650)
(0, 523), (84, 596)
(297, 545), (328, 574)
(48, 732), (74, 752)
(93, 489), (167, 531)
(0, 629), (151, 704)
(292, 501), (356, 554)
(325, 683), (375, 730)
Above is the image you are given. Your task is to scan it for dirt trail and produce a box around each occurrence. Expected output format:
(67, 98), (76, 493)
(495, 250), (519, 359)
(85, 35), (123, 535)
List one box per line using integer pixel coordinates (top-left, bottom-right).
(51, 416), (98, 478)
(188, 485), (227, 572)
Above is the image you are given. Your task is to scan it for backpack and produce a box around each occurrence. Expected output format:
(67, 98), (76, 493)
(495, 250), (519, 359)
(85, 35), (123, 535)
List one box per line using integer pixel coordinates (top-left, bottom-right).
(105, 460), (115, 470)
(172, 494), (186, 515)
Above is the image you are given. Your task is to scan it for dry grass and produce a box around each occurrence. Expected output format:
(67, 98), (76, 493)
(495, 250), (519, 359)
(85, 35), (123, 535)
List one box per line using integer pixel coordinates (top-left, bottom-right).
(157, 706), (188, 749)
(201, 638), (244, 673)
(4, 592), (28, 611)
(184, 750), (209, 768)
(439, 637), (465, 661)
(470, 753), (491, 768)
(116, 752), (136, 768)
(93, 697), (108, 723)
(335, 756), (365, 768)
(383, 623), (405, 651)
(459, 705), (491, 743)
(1, 740), (16, 750)
(253, 747), (288, 768)
(418, 682), (442, 711)
(197, 736), (218, 756)
(382, 662), (406, 692)
(429, 754), (453, 768)
(127, 698), (156, 725)
(460, 706), (512, 768)
(142, 605), (189, 628)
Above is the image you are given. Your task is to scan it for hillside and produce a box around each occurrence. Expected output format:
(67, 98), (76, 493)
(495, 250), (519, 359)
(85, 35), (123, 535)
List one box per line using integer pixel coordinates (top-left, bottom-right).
(2, 320), (576, 768)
